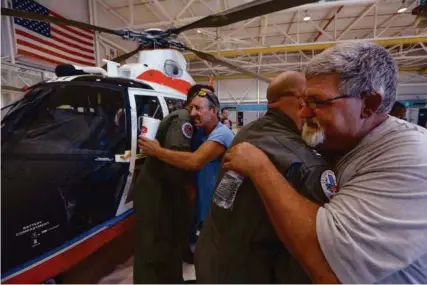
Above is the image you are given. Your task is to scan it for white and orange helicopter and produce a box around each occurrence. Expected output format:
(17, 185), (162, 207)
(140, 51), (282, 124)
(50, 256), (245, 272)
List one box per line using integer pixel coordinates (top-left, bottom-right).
(1, 1), (313, 283)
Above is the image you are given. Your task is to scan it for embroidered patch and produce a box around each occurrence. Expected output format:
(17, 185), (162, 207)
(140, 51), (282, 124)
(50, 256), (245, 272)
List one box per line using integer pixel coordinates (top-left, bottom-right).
(182, 122), (193, 139)
(320, 170), (339, 199)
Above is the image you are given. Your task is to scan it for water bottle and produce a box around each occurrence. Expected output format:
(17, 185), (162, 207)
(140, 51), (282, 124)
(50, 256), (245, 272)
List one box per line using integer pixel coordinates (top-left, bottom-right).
(212, 170), (244, 210)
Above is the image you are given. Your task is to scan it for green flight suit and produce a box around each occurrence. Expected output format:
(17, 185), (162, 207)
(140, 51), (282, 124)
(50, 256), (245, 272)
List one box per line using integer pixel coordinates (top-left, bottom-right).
(195, 109), (333, 284)
(134, 109), (194, 284)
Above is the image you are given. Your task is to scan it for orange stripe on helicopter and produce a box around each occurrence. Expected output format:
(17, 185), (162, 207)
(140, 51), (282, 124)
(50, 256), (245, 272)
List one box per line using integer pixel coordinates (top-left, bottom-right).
(137, 69), (192, 95)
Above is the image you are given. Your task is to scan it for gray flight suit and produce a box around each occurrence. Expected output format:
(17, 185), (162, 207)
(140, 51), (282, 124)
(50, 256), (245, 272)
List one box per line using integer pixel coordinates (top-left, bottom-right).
(134, 109), (194, 284)
(195, 109), (332, 284)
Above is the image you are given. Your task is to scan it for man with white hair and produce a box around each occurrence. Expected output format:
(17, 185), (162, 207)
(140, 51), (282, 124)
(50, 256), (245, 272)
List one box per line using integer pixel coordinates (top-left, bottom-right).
(221, 42), (427, 283)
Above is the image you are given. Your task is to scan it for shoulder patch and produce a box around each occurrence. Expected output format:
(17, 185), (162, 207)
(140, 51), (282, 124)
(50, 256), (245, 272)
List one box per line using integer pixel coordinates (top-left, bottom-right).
(320, 170), (339, 199)
(182, 122), (193, 139)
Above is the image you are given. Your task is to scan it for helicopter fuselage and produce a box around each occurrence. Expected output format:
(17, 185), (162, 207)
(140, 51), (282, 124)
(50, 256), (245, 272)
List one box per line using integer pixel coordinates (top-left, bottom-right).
(1, 71), (189, 283)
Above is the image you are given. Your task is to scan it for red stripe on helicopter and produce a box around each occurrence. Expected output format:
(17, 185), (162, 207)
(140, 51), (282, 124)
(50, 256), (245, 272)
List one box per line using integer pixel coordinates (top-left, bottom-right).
(3, 215), (135, 284)
(137, 70), (192, 95)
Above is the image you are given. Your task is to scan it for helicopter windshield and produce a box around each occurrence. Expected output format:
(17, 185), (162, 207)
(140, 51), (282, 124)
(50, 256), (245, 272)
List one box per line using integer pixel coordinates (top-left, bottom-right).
(1, 83), (127, 156)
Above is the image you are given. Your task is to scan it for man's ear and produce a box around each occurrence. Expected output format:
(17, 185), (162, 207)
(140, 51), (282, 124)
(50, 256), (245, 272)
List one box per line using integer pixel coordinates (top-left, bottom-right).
(361, 92), (383, 118)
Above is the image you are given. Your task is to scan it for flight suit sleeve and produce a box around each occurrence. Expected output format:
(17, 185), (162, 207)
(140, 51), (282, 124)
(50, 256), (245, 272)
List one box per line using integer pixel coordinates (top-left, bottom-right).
(290, 163), (334, 205)
(160, 116), (193, 185)
(250, 136), (333, 205)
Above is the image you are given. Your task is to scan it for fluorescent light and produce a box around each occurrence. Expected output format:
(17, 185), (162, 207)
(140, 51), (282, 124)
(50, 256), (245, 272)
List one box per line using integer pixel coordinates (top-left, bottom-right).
(303, 16), (311, 21)
(397, 7), (407, 13)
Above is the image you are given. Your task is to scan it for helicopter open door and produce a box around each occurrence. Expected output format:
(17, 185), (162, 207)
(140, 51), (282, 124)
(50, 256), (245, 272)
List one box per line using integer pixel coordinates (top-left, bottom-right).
(115, 88), (167, 216)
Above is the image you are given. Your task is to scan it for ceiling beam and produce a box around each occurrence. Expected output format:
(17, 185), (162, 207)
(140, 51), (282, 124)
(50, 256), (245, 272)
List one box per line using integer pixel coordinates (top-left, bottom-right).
(303, 11), (334, 41)
(189, 55), (427, 72)
(185, 36), (427, 60)
(193, 67), (427, 81)
(129, 0), (134, 26)
(336, 3), (375, 41)
(115, 0), (376, 30)
(363, 0), (418, 39)
(201, 17), (260, 51)
(175, 0), (197, 19)
(314, 6), (343, 42)
(96, 0), (129, 25)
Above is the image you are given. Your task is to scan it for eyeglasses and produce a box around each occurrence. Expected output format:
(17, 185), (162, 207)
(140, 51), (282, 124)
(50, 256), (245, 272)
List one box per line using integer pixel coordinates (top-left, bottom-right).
(302, 95), (351, 109)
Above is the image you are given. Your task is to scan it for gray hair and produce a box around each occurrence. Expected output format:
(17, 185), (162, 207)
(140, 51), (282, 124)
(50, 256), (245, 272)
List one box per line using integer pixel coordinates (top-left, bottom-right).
(304, 42), (398, 113)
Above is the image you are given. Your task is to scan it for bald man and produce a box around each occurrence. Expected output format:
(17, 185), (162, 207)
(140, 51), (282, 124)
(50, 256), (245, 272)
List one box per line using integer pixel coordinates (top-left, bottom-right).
(194, 72), (336, 283)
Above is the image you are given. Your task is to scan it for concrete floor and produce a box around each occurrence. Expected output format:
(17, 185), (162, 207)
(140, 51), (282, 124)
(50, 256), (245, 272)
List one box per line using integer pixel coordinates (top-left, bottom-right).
(98, 257), (196, 283)
(62, 225), (197, 283)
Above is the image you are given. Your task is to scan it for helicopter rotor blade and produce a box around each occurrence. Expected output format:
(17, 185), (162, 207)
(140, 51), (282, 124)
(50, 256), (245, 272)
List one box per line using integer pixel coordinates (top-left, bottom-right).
(183, 46), (271, 83)
(1, 7), (121, 36)
(101, 45), (142, 69)
(170, 0), (316, 35)
(1, 85), (24, 92)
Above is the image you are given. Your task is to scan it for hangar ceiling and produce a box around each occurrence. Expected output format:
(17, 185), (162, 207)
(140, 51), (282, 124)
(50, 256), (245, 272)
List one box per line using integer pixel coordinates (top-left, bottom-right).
(95, 0), (427, 81)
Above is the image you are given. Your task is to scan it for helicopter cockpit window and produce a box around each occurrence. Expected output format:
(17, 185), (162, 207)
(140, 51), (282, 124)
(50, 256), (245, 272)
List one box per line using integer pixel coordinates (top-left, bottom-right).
(1, 84), (127, 155)
(164, 60), (183, 78)
(165, 98), (185, 113)
(134, 95), (163, 120)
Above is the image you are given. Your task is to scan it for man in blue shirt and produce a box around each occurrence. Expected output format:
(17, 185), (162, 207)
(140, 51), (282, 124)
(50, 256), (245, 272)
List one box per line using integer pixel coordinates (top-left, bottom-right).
(191, 110), (234, 227)
(138, 85), (234, 239)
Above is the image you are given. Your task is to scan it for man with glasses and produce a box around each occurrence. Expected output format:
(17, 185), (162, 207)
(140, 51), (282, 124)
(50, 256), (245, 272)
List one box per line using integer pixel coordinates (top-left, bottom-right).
(195, 71), (336, 283)
(138, 85), (234, 262)
(221, 42), (427, 283)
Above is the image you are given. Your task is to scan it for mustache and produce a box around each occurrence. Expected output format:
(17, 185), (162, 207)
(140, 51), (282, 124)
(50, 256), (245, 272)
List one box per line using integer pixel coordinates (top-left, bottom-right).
(302, 118), (325, 147)
(303, 118), (319, 127)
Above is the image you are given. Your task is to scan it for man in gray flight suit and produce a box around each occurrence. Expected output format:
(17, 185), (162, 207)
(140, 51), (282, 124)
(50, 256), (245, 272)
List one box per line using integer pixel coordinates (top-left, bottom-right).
(195, 72), (336, 283)
(133, 85), (205, 284)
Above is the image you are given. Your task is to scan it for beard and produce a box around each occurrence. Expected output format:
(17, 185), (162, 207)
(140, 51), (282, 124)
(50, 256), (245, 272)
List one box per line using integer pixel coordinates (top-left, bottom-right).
(302, 118), (325, 147)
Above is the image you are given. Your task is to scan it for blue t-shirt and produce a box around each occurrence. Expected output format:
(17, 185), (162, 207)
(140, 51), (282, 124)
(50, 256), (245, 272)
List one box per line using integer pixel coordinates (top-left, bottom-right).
(192, 122), (234, 224)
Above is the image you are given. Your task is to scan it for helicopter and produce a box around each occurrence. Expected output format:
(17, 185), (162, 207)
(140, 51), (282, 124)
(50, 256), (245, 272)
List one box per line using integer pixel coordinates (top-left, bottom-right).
(1, 0), (315, 283)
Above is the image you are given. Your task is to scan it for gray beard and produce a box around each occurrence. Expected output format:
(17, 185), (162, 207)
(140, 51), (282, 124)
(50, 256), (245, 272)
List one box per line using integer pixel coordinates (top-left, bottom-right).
(302, 123), (326, 147)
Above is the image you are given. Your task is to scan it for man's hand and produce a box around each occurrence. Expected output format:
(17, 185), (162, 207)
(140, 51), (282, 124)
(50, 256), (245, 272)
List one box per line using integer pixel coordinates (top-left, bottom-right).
(223, 142), (270, 177)
(138, 136), (161, 156)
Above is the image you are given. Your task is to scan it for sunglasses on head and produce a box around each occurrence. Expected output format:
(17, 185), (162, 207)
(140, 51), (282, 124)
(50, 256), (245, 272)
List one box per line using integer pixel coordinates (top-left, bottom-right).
(194, 89), (219, 108)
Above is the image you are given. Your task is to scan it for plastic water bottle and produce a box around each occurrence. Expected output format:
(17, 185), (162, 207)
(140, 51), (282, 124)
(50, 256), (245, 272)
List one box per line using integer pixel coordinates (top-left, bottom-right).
(212, 170), (244, 210)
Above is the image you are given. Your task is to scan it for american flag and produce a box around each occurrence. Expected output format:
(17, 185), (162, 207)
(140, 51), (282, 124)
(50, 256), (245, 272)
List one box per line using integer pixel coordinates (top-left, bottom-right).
(12, 0), (96, 66)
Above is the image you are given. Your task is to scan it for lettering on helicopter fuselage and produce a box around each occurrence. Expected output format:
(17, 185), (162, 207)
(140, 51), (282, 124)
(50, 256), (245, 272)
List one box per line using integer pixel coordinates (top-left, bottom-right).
(16, 220), (51, 237)
(16, 221), (61, 248)
(94, 157), (114, 162)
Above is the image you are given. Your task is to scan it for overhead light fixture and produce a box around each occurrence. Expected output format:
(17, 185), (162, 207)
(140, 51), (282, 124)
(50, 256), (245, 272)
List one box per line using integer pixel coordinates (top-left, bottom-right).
(398, 1), (407, 13)
(197, 29), (202, 33)
(303, 16), (311, 21)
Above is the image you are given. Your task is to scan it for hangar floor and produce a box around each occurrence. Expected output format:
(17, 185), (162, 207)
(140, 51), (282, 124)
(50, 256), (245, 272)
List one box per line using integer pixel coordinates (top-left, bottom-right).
(98, 257), (196, 284)
(60, 226), (196, 283)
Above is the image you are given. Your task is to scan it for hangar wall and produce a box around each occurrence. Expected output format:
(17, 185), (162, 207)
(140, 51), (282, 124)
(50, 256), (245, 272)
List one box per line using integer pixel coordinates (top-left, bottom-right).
(201, 77), (427, 104)
(198, 77), (427, 127)
(1, 0), (139, 70)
